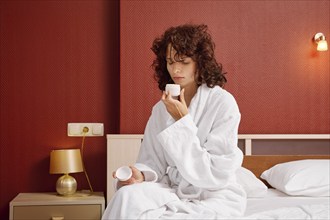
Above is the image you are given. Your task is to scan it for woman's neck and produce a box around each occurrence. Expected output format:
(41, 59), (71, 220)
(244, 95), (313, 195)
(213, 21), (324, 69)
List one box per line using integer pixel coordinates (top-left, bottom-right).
(183, 84), (198, 107)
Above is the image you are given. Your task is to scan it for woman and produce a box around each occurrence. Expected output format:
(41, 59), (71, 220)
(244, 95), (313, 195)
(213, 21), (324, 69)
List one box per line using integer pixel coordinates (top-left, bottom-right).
(102, 24), (246, 219)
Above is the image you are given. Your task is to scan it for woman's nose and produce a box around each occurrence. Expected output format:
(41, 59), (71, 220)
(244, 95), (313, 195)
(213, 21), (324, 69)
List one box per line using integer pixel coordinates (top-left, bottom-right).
(173, 63), (181, 73)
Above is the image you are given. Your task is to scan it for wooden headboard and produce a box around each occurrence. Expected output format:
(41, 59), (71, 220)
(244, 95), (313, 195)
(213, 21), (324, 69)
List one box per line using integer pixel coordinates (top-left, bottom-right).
(106, 134), (330, 204)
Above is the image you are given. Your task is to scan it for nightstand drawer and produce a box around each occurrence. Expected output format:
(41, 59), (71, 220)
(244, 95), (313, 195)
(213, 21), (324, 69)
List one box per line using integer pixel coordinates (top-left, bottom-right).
(10, 192), (105, 220)
(13, 204), (102, 220)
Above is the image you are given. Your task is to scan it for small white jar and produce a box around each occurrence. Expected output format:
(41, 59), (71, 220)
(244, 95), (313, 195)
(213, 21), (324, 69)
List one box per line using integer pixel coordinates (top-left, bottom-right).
(115, 166), (132, 181)
(165, 84), (180, 98)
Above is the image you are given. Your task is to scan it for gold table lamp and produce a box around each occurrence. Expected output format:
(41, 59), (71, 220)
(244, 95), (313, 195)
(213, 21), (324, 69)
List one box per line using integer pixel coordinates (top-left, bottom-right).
(49, 149), (83, 196)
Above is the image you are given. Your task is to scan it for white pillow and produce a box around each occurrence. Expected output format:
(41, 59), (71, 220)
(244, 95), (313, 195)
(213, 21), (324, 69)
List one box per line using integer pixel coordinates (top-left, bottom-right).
(261, 159), (330, 197)
(236, 167), (268, 198)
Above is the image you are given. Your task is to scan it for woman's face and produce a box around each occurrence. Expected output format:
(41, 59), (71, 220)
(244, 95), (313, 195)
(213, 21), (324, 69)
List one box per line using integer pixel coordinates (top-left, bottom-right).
(166, 44), (197, 90)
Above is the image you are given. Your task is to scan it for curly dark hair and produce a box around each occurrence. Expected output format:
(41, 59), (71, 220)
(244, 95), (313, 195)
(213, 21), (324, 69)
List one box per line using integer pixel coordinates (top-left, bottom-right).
(151, 24), (227, 91)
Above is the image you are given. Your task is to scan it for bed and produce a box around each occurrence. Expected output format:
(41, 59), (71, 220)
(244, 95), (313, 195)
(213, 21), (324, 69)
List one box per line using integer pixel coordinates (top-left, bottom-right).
(105, 134), (330, 219)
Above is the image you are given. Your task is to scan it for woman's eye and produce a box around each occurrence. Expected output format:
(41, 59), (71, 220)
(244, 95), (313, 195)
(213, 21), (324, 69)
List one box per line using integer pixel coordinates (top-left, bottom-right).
(166, 59), (174, 65)
(166, 58), (189, 65)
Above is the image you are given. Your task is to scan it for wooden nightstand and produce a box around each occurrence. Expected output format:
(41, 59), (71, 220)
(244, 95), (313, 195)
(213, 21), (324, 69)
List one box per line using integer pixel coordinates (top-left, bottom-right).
(9, 192), (105, 220)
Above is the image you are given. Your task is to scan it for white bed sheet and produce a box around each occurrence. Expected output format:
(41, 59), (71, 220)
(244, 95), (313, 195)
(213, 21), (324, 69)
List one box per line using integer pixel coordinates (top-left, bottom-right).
(164, 189), (330, 219)
(103, 188), (329, 219)
(245, 188), (330, 216)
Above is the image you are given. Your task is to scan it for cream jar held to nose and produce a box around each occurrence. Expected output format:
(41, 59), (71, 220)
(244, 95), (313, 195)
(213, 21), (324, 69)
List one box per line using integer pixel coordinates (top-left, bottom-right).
(165, 84), (180, 98)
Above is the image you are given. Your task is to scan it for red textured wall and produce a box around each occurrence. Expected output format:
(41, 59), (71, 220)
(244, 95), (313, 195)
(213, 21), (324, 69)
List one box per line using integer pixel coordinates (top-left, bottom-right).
(119, 1), (329, 134)
(0, 1), (119, 219)
(0, 1), (329, 219)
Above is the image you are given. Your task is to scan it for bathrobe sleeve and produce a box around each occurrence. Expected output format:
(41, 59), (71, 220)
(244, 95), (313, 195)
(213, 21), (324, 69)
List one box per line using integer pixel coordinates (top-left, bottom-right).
(157, 91), (242, 190)
(135, 103), (169, 182)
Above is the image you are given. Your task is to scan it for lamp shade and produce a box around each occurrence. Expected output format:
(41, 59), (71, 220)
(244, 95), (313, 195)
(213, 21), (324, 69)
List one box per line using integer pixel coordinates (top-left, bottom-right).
(49, 149), (84, 174)
(317, 40), (328, 51)
(314, 33), (328, 52)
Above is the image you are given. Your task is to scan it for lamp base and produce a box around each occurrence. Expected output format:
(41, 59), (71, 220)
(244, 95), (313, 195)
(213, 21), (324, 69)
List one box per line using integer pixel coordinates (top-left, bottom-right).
(56, 174), (77, 196)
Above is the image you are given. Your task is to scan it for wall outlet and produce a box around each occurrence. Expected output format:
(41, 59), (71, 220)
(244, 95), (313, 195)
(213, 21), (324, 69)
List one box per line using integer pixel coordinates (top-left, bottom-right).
(67, 123), (104, 137)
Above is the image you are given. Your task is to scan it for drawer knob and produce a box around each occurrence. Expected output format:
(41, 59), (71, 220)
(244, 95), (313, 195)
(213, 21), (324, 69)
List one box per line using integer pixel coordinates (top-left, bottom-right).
(52, 217), (64, 220)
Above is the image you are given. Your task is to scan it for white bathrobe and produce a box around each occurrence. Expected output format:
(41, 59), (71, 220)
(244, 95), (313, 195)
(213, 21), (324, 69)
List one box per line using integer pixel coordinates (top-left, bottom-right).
(102, 84), (247, 219)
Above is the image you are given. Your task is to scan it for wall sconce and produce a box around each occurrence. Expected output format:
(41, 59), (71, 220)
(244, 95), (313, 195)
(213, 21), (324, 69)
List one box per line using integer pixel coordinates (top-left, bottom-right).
(314, 33), (328, 51)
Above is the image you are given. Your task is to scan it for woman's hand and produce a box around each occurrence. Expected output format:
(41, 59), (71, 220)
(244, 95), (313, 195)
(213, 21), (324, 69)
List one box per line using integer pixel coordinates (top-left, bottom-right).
(162, 89), (188, 121)
(112, 166), (145, 187)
